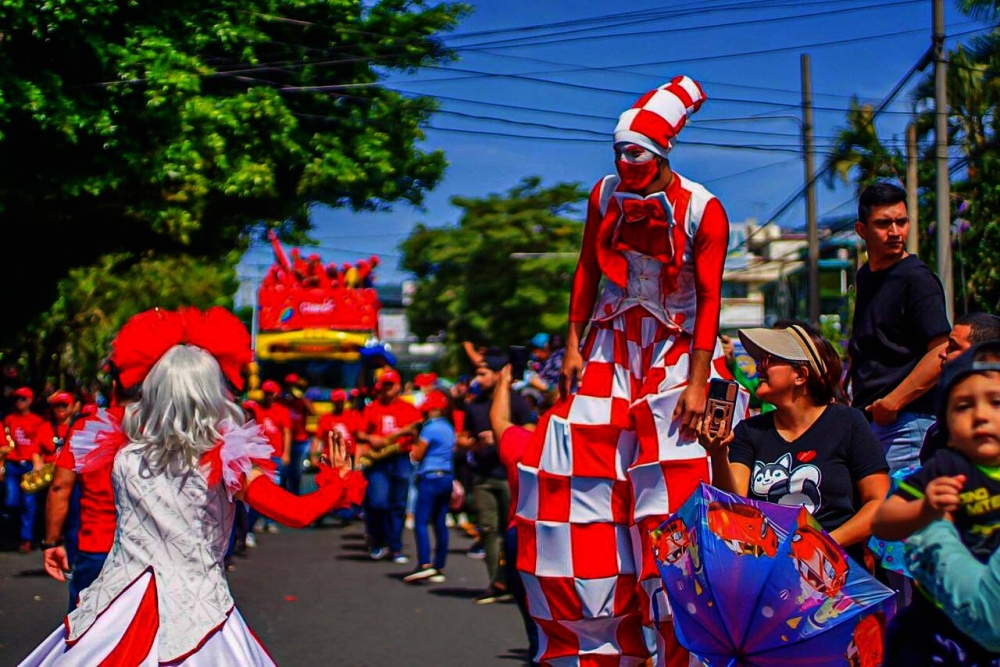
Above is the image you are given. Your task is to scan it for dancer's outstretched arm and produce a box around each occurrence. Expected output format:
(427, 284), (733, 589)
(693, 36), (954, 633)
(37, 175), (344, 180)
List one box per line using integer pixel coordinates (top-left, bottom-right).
(239, 434), (366, 529)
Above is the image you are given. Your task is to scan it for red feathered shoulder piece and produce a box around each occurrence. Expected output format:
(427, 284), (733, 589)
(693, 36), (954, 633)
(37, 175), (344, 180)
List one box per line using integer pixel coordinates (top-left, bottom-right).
(110, 307), (252, 391)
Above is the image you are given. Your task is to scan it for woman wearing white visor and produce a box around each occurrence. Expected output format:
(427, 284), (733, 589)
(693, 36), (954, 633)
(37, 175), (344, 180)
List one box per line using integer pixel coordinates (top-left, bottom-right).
(699, 324), (889, 564)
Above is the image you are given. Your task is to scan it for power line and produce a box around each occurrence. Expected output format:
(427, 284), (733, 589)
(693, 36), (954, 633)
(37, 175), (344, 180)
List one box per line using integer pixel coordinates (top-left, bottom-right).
(702, 159), (801, 184)
(758, 45), (935, 230)
(281, 25), (986, 118)
(455, 0), (927, 51)
(440, 0), (820, 42)
(393, 88), (895, 140)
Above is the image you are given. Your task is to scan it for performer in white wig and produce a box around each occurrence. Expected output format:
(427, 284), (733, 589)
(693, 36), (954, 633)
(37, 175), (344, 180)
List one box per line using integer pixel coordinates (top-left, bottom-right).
(20, 307), (366, 666)
(513, 76), (749, 666)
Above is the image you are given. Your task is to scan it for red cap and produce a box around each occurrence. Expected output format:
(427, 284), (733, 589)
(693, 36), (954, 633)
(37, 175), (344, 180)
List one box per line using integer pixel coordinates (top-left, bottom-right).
(241, 399), (258, 411)
(350, 388), (360, 398)
(261, 380), (281, 394)
(13, 387), (33, 401)
(369, 255), (380, 266)
(421, 391), (450, 414)
(284, 373), (301, 386)
(414, 372), (438, 389)
(378, 369), (401, 386)
(330, 389), (348, 402)
(47, 391), (75, 406)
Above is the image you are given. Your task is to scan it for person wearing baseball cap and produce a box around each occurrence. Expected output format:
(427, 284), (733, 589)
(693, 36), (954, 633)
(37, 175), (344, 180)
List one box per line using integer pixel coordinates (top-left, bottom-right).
(873, 341), (1000, 663)
(279, 374), (314, 496)
(403, 391), (456, 584)
(314, 389), (360, 467)
(3, 387), (46, 552)
(460, 350), (536, 605)
(44, 373), (138, 610)
(516, 77), (745, 664)
(250, 381), (291, 534)
(35, 392), (79, 465)
(355, 368), (421, 562)
(700, 324), (888, 565)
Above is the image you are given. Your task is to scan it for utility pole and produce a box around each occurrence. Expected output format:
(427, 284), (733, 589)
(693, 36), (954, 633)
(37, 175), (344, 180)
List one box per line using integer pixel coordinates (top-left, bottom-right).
(801, 53), (820, 325)
(934, 0), (954, 319)
(906, 123), (919, 257)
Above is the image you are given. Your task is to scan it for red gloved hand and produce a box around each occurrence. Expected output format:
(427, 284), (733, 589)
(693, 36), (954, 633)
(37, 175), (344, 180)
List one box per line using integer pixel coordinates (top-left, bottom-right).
(244, 472), (363, 529)
(314, 464), (368, 506)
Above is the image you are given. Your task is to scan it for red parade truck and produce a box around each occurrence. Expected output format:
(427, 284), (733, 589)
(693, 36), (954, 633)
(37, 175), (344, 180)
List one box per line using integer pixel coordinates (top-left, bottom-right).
(250, 232), (385, 432)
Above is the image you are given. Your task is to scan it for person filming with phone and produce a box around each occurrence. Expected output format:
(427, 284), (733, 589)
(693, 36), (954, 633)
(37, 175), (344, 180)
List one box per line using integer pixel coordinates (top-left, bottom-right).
(698, 324), (889, 561)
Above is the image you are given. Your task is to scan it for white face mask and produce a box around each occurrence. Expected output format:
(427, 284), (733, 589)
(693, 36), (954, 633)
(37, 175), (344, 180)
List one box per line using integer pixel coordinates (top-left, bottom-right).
(616, 144), (657, 164)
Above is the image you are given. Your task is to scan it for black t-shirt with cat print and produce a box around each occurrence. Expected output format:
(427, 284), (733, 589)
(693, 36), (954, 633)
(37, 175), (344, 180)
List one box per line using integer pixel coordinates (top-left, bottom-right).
(728, 404), (888, 535)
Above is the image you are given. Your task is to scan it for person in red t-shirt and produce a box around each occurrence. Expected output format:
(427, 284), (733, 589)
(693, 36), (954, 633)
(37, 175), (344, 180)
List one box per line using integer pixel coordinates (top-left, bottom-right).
(489, 364), (539, 661)
(34, 391), (79, 464)
(253, 381), (292, 468)
(45, 400), (129, 610)
(355, 369), (422, 562)
(3, 387), (46, 551)
(279, 373), (315, 495)
(315, 389), (360, 464)
(248, 381), (292, 534)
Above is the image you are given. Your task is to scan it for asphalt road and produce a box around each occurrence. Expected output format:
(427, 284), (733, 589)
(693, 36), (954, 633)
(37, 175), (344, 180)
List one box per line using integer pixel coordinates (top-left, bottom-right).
(0, 520), (530, 666)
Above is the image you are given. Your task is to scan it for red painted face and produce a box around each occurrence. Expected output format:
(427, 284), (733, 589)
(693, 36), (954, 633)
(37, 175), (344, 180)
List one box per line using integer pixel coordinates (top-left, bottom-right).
(615, 144), (660, 192)
(616, 159), (659, 191)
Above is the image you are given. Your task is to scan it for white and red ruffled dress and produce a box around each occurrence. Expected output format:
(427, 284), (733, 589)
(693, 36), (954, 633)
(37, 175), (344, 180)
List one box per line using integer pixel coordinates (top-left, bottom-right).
(21, 412), (277, 666)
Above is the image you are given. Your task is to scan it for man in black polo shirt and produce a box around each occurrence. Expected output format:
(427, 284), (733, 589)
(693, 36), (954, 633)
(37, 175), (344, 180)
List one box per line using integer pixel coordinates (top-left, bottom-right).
(848, 182), (951, 474)
(459, 350), (535, 604)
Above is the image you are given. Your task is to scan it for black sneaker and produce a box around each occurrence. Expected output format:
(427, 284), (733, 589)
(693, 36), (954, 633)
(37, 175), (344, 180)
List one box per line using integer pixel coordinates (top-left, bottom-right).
(402, 566), (439, 583)
(472, 587), (512, 605)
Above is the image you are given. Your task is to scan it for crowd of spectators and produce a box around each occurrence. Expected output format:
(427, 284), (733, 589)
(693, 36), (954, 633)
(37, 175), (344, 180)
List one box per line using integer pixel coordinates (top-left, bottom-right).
(9, 185), (1000, 664)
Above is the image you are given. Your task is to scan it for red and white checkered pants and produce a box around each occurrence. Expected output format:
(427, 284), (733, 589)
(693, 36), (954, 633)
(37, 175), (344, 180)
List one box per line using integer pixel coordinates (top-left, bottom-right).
(515, 307), (744, 666)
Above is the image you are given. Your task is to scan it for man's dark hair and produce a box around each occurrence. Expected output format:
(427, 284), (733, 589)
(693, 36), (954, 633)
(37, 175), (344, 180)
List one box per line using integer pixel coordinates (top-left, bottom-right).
(858, 182), (907, 224)
(955, 312), (1000, 344)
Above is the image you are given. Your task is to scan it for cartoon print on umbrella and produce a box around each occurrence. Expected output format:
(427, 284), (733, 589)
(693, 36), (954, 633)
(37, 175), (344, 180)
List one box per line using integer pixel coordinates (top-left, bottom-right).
(653, 483), (893, 666)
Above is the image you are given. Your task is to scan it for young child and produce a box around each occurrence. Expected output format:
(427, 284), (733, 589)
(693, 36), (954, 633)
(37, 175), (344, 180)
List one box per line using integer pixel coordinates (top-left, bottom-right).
(872, 341), (1000, 666)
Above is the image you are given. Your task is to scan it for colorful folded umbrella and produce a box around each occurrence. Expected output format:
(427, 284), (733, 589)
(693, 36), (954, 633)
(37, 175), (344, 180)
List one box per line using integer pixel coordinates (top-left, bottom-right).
(653, 484), (893, 666)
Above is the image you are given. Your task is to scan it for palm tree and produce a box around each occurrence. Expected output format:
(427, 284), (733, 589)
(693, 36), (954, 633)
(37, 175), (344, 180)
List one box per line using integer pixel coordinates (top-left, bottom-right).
(823, 97), (904, 192)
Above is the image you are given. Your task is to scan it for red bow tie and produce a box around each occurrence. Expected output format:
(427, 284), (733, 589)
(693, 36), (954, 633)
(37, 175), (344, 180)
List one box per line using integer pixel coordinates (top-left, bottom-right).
(620, 198), (668, 223)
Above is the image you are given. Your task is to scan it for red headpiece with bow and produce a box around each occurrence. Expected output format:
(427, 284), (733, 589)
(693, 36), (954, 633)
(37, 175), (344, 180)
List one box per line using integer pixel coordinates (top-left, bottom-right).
(110, 307), (252, 391)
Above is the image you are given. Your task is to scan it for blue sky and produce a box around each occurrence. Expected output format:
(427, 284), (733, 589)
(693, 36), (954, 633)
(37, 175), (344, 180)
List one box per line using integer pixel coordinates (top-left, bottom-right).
(238, 0), (991, 291)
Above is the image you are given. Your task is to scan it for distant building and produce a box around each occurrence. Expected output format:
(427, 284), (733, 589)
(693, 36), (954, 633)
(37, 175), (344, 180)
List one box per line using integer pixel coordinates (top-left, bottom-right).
(377, 281), (445, 372)
(721, 217), (862, 331)
(720, 219), (795, 331)
(758, 216), (862, 327)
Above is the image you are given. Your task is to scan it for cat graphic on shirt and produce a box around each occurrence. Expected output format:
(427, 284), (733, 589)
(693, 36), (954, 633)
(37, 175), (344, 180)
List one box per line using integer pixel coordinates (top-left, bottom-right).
(751, 453), (822, 514)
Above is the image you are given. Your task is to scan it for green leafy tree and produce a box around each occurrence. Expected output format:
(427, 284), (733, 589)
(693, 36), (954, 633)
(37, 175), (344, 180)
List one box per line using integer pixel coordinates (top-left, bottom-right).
(909, 34), (1000, 312)
(400, 177), (586, 370)
(24, 253), (238, 387)
(0, 0), (467, 365)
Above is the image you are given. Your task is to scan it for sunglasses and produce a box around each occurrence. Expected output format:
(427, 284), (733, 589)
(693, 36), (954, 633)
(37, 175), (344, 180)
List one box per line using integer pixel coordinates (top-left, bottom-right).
(758, 354), (802, 372)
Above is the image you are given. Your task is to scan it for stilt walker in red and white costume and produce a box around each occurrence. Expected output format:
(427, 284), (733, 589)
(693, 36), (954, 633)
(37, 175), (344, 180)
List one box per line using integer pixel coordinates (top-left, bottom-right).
(20, 307), (366, 666)
(514, 76), (749, 666)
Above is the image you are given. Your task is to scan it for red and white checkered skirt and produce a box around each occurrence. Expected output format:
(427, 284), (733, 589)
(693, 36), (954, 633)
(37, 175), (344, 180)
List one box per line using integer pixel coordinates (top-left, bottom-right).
(515, 306), (745, 666)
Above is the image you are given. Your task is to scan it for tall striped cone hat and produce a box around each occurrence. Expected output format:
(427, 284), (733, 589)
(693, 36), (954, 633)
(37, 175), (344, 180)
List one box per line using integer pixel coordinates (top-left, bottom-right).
(614, 75), (707, 158)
